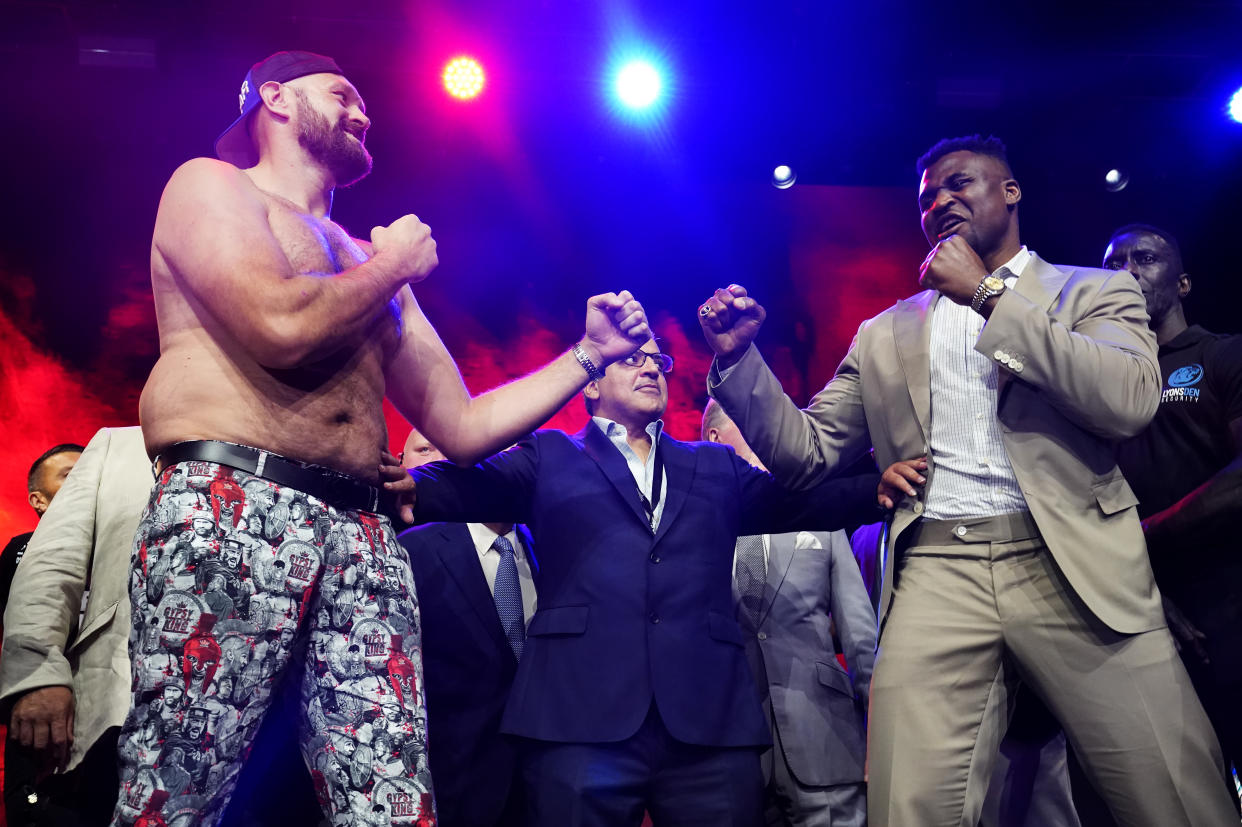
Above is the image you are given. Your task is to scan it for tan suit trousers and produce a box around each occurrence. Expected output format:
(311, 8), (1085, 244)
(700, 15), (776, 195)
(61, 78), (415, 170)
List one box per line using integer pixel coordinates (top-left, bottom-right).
(867, 514), (1235, 827)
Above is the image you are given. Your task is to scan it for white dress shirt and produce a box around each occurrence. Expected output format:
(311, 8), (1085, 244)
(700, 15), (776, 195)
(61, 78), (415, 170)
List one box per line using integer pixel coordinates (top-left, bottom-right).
(592, 416), (668, 530)
(466, 523), (537, 626)
(924, 246), (1031, 520)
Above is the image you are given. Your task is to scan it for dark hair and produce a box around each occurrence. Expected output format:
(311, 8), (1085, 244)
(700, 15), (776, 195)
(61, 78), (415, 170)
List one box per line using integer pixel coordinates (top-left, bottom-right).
(917, 135), (1012, 177)
(27, 443), (85, 493)
(1108, 223), (1182, 262)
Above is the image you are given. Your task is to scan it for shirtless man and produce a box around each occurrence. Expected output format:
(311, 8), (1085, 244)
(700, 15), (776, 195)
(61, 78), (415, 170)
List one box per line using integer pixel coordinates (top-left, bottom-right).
(114, 51), (649, 826)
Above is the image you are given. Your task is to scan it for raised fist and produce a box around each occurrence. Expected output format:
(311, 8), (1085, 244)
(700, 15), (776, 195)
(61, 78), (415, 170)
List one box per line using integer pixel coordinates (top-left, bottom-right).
(370, 214), (438, 284)
(580, 291), (651, 366)
(698, 284), (766, 367)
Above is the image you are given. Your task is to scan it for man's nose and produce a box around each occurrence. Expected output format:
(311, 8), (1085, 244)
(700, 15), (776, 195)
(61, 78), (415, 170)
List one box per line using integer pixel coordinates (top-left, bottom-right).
(352, 109), (371, 131)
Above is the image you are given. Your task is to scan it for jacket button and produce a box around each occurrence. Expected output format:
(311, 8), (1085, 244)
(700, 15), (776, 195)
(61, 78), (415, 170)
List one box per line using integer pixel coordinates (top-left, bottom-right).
(649, 552), (660, 563)
(649, 612), (660, 624)
(912, 502), (924, 515)
(757, 632), (768, 641)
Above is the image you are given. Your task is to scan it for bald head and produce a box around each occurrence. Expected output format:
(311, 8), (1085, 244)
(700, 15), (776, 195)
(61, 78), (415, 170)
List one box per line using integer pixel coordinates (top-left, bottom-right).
(402, 427), (446, 470)
(702, 399), (766, 472)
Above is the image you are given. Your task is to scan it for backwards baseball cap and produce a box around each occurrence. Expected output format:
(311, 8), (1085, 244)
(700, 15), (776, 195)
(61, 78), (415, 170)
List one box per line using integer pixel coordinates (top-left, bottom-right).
(214, 50), (343, 168)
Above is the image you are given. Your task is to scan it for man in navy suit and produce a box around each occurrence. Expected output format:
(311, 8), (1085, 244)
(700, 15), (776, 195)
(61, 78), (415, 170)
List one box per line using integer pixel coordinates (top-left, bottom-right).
(397, 428), (536, 826)
(405, 339), (879, 826)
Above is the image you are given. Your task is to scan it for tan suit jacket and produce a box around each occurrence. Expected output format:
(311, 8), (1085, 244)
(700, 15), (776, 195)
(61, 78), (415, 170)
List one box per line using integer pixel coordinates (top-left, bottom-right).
(0, 426), (152, 769)
(710, 254), (1164, 634)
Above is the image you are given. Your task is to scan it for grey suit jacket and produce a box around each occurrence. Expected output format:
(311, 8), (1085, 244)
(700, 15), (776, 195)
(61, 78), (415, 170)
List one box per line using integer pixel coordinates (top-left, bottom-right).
(711, 254), (1164, 634)
(736, 530), (876, 787)
(0, 426), (152, 769)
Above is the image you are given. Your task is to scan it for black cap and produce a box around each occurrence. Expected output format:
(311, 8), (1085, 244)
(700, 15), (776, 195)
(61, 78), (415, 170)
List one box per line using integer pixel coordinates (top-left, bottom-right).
(214, 50), (343, 168)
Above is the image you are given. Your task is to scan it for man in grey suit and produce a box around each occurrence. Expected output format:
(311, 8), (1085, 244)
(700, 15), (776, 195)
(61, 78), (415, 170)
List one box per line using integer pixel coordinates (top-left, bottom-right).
(1, 426), (151, 821)
(698, 135), (1236, 826)
(703, 400), (875, 827)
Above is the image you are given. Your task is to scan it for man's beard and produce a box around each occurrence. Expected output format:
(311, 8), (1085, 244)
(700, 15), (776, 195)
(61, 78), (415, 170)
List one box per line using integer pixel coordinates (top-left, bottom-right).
(295, 91), (373, 187)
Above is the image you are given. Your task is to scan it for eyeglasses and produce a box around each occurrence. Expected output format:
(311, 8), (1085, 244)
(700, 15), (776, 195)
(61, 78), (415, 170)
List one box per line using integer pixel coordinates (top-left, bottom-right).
(620, 350), (674, 374)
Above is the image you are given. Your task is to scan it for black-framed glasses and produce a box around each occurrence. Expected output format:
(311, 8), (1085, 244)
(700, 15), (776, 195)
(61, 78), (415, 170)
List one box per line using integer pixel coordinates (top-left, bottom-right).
(621, 350), (674, 374)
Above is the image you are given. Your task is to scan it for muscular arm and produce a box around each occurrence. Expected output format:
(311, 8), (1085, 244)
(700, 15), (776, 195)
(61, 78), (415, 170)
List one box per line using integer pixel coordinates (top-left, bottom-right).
(385, 288), (647, 466)
(1143, 418), (1242, 557)
(975, 268), (1160, 439)
(154, 158), (427, 368)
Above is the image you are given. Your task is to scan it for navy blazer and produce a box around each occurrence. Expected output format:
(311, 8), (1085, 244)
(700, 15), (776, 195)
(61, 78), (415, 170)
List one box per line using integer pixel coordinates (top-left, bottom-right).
(410, 425), (879, 748)
(399, 522), (536, 827)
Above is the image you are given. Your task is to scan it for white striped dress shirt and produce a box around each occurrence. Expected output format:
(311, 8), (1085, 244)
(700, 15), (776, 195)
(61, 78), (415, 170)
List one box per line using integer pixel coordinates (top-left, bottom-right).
(923, 247), (1031, 520)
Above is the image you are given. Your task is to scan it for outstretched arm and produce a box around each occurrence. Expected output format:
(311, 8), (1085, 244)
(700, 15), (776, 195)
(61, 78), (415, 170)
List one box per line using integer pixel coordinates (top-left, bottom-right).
(384, 288), (649, 466)
(153, 158), (438, 368)
(702, 285), (871, 490)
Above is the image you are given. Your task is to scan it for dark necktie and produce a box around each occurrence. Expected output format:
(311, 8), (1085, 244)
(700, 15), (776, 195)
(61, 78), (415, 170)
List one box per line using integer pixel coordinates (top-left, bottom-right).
(735, 534), (767, 626)
(491, 536), (525, 660)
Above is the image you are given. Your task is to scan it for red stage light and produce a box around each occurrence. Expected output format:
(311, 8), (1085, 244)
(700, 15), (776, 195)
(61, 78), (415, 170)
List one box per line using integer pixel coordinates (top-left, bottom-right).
(443, 56), (485, 100)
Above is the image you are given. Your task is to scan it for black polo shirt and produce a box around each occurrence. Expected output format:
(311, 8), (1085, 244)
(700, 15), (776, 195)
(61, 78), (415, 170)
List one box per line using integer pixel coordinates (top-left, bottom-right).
(1118, 325), (1242, 518)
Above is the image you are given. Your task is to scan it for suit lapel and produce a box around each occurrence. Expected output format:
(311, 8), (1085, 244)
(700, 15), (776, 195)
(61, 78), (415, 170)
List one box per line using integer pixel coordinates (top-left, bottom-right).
(758, 532), (795, 627)
(579, 425), (651, 529)
(431, 523), (510, 657)
(652, 437), (694, 544)
(893, 290), (937, 441)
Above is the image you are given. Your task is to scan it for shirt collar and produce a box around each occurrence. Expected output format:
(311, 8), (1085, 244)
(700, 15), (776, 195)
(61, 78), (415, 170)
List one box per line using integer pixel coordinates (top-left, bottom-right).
(467, 522), (520, 561)
(995, 246), (1031, 285)
(591, 416), (664, 445)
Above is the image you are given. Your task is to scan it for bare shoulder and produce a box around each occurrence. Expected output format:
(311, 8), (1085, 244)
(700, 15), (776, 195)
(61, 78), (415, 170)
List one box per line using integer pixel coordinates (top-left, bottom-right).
(158, 158), (264, 220)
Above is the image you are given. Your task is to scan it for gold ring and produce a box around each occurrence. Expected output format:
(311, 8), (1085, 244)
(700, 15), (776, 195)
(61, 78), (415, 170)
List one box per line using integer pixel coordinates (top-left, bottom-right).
(699, 306), (710, 317)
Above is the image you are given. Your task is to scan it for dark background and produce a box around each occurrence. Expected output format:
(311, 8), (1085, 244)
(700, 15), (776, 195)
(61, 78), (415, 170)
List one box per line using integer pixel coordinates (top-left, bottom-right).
(3, 0), (1241, 535)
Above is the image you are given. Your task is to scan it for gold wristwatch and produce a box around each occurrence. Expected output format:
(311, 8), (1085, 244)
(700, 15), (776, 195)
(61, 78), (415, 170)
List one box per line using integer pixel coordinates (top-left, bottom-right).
(971, 275), (1006, 312)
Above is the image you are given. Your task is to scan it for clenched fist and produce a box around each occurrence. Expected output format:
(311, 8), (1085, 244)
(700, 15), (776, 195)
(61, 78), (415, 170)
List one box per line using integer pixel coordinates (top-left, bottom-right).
(579, 291), (651, 367)
(918, 235), (989, 308)
(698, 284), (766, 368)
(371, 214), (439, 284)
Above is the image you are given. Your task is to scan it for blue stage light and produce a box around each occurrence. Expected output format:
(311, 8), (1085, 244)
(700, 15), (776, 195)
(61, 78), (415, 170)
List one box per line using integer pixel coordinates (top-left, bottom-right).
(1230, 86), (1242, 123)
(615, 60), (662, 110)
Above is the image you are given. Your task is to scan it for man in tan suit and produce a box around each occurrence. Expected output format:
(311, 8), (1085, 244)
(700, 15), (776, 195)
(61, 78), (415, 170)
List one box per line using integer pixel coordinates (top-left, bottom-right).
(698, 135), (1236, 826)
(1, 426), (151, 822)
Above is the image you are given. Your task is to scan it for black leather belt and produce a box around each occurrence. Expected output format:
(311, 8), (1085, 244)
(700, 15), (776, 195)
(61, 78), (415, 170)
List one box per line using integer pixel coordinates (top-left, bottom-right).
(157, 440), (383, 513)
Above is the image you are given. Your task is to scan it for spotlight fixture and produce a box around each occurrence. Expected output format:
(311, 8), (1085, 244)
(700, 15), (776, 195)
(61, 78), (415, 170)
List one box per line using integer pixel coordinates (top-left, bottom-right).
(615, 60), (662, 110)
(772, 164), (796, 189)
(1229, 85), (1242, 124)
(1104, 168), (1129, 193)
(443, 56), (485, 100)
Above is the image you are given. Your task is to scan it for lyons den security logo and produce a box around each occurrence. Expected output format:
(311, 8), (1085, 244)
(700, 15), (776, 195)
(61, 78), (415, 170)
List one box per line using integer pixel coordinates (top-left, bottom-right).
(1161, 363), (1203, 404)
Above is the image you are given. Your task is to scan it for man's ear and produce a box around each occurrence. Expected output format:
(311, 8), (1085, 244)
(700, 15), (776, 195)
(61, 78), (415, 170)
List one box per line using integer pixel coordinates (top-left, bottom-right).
(1178, 274), (1192, 300)
(1003, 178), (1022, 208)
(258, 80), (294, 119)
(583, 381), (600, 403)
(705, 428), (721, 443)
(28, 490), (49, 516)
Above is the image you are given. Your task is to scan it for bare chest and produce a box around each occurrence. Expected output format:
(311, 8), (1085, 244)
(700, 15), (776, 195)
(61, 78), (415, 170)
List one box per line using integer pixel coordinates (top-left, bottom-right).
(266, 199), (367, 275)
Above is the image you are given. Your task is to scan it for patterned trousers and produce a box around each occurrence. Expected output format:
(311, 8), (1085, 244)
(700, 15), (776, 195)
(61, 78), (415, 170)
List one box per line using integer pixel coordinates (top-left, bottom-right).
(110, 460), (437, 827)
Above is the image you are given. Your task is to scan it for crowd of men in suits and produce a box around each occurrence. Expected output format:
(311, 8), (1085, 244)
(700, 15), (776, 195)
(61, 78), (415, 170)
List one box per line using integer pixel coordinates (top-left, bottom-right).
(0, 46), (1239, 827)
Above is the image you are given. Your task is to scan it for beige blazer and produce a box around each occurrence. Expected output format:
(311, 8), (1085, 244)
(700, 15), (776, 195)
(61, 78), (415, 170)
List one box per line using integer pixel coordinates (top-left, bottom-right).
(710, 254), (1164, 634)
(0, 426), (152, 769)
